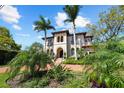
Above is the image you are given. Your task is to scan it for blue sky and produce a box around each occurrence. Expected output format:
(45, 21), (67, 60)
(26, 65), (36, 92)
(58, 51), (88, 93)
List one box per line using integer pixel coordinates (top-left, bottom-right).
(0, 5), (113, 49)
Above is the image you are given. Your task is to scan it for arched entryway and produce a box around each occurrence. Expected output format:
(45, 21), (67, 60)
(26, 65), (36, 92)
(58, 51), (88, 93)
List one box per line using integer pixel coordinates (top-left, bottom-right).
(57, 48), (63, 58)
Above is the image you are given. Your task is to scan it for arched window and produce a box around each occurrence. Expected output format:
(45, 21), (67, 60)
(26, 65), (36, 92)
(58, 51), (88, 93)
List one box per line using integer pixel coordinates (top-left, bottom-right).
(77, 48), (79, 52)
(47, 49), (49, 53)
(71, 48), (74, 56)
(61, 36), (63, 42)
(57, 36), (60, 42)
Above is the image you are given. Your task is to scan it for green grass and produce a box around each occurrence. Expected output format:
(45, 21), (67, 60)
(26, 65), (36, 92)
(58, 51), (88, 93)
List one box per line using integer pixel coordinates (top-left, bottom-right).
(0, 73), (10, 88)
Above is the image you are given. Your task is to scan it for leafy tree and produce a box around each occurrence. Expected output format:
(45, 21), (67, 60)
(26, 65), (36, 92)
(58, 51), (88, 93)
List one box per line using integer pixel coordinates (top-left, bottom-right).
(0, 26), (21, 65)
(34, 16), (55, 52)
(0, 26), (21, 51)
(87, 6), (124, 42)
(63, 5), (81, 60)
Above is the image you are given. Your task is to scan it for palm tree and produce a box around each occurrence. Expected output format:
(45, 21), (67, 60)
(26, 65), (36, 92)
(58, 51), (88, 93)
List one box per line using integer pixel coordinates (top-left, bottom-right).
(0, 5), (4, 10)
(63, 5), (81, 60)
(34, 16), (55, 52)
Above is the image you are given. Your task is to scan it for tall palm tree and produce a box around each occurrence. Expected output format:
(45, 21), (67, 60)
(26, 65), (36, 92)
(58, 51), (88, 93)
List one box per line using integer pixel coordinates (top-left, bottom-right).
(34, 16), (55, 52)
(0, 5), (4, 10)
(63, 5), (81, 60)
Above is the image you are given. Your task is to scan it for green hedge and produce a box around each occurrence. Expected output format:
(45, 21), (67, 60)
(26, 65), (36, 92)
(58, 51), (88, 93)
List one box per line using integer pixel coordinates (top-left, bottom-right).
(63, 57), (84, 65)
(0, 49), (18, 65)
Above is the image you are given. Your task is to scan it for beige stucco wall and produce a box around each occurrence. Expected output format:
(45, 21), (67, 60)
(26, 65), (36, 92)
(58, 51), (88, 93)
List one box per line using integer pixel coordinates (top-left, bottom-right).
(44, 32), (92, 58)
(67, 34), (86, 56)
(53, 33), (68, 57)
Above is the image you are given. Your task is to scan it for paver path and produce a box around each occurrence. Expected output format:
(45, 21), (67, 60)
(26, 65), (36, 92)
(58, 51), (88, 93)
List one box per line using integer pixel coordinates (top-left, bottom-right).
(0, 58), (92, 73)
(0, 66), (10, 73)
(55, 58), (92, 72)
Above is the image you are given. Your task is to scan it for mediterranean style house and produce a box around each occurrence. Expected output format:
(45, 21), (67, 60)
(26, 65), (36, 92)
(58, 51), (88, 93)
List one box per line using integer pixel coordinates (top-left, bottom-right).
(42, 30), (93, 58)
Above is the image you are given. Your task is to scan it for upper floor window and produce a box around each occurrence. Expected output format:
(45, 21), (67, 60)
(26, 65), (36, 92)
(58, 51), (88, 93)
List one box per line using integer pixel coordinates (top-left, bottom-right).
(57, 36), (64, 42)
(57, 36), (60, 42)
(47, 39), (53, 46)
(85, 38), (91, 42)
(71, 36), (74, 44)
(61, 36), (63, 42)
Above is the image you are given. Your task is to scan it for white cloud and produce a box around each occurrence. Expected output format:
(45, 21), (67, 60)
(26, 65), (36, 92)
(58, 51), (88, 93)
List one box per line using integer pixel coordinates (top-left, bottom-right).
(0, 5), (21, 24)
(12, 24), (22, 30)
(75, 16), (91, 27)
(16, 33), (30, 37)
(0, 5), (22, 30)
(55, 12), (67, 27)
(55, 12), (91, 29)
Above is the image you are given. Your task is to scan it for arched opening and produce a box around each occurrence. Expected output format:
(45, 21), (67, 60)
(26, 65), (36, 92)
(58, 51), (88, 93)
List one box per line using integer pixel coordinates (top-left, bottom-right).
(57, 48), (63, 58)
(71, 48), (74, 56)
(47, 49), (49, 53)
(51, 49), (53, 54)
(77, 48), (79, 52)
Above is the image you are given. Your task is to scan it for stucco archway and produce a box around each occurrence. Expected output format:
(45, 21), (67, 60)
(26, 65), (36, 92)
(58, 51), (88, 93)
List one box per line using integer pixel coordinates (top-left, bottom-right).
(57, 48), (63, 58)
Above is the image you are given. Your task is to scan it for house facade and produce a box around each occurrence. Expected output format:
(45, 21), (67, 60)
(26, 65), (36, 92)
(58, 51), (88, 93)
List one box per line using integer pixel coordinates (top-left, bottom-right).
(42, 30), (93, 58)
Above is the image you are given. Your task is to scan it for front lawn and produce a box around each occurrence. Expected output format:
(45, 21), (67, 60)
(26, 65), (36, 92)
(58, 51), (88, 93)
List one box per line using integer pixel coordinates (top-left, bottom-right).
(0, 73), (10, 88)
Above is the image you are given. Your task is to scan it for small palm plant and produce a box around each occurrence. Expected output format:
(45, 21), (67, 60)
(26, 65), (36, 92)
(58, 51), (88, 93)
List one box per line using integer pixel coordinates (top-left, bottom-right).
(34, 16), (55, 52)
(9, 42), (51, 80)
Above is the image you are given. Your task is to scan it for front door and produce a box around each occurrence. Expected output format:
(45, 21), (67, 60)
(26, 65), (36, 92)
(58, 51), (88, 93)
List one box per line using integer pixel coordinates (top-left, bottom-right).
(59, 50), (63, 58)
(57, 48), (63, 58)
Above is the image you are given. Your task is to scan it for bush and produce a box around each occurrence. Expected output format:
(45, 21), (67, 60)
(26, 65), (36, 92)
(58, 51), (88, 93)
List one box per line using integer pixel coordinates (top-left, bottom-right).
(47, 64), (72, 82)
(63, 73), (90, 88)
(63, 57), (84, 65)
(83, 41), (124, 88)
(22, 77), (49, 88)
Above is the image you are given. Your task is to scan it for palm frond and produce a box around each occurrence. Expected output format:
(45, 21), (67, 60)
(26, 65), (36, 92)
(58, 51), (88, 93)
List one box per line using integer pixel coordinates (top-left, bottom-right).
(47, 25), (55, 30)
(63, 5), (81, 23)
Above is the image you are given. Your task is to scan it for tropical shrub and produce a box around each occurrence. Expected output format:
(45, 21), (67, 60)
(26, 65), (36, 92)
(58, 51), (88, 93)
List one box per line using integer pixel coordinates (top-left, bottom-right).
(83, 41), (124, 88)
(22, 76), (49, 88)
(9, 42), (51, 80)
(77, 48), (85, 59)
(47, 64), (72, 82)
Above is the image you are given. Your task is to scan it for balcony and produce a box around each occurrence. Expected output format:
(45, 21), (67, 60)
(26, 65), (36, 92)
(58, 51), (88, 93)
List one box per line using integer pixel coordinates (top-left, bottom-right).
(47, 42), (53, 46)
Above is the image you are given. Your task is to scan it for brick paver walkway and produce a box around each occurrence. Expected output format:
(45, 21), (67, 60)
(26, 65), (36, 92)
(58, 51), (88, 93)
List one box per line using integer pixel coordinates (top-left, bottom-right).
(55, 58), (92, 72)
(0, 58), (92, 73)
(0, 66), (10, 73)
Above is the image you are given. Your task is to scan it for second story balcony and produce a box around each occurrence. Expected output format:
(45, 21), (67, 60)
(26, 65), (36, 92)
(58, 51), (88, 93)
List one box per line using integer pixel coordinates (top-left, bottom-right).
(47, 42), (53, 46)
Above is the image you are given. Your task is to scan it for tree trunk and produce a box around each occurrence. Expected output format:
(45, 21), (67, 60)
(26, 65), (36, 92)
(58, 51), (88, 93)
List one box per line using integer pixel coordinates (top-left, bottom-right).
(73, 22), (77, 60)
(44, 30), (47, 52)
